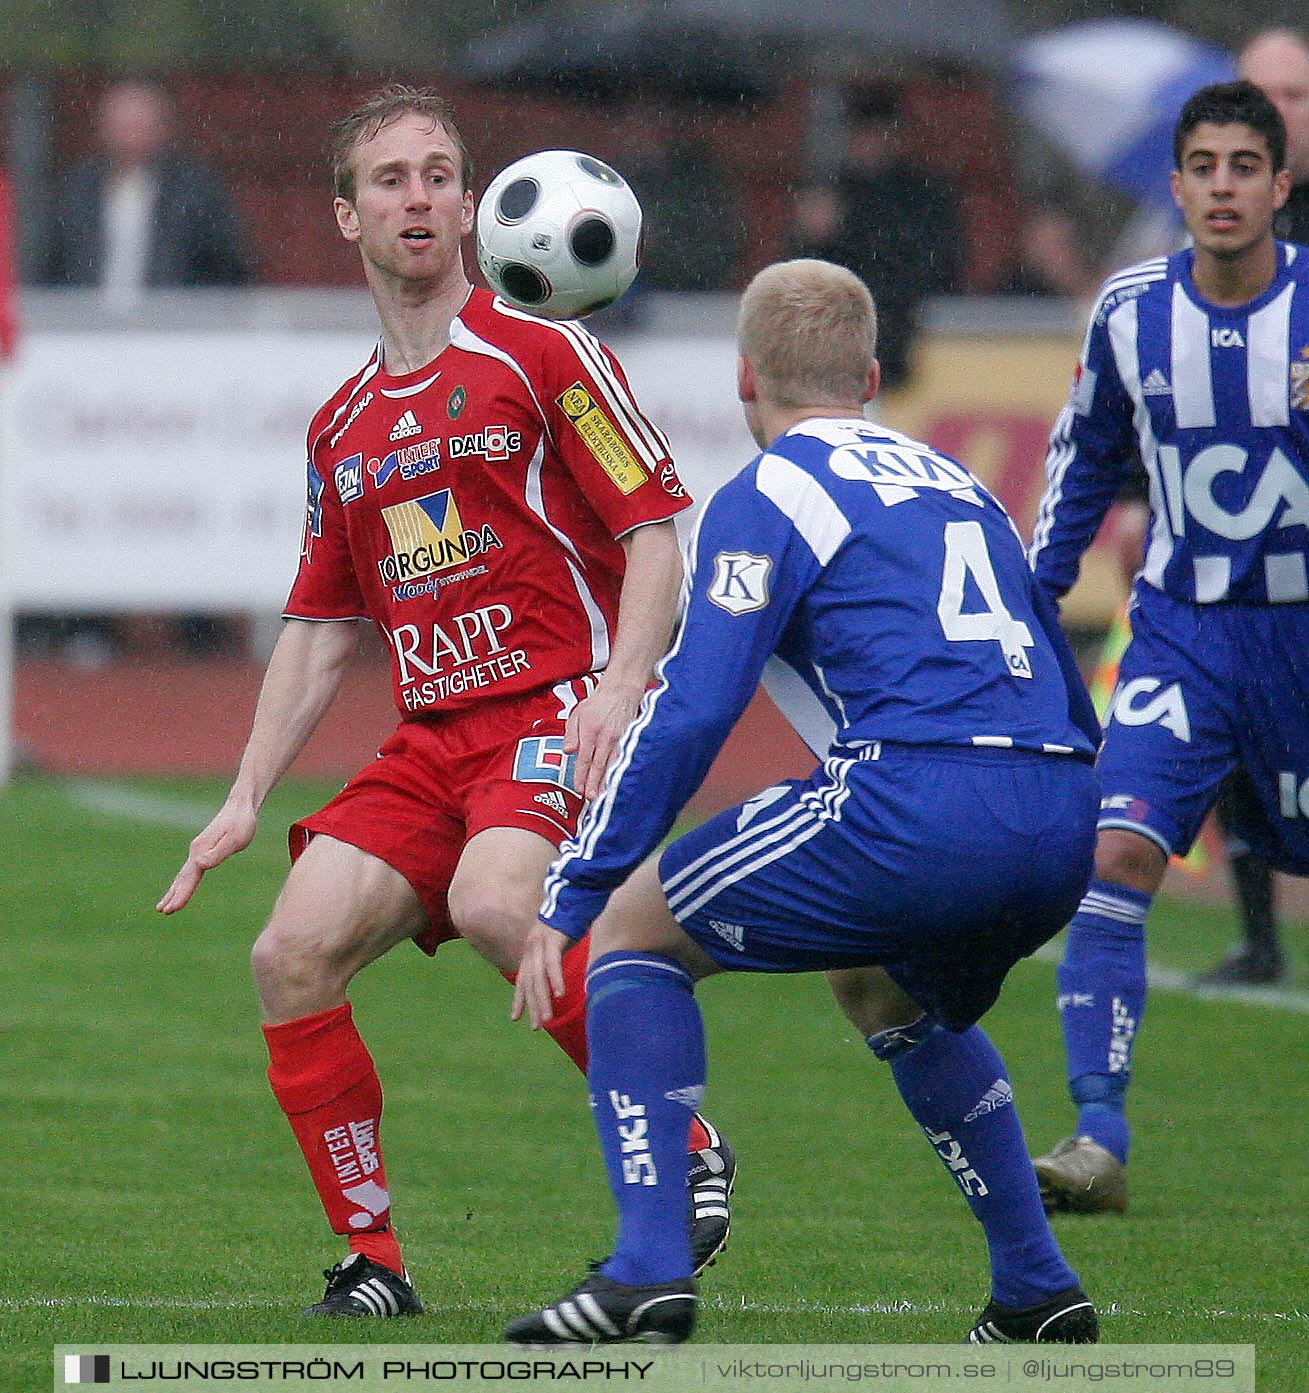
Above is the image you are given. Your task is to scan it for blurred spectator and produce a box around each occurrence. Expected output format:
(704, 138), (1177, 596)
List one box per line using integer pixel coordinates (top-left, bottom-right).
(1239, 27), (1309, 245)
(1000, 201), (1099, 299)
(789, 79), (962, 390)
(1103, 203), (1185, 276)
(38, 78), (253, 301)
(623, 102), (746, 294)
(27, 78), (252, 662)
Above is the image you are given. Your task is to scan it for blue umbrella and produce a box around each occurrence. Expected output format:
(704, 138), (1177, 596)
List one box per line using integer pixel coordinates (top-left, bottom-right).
(1013, 18), (1235, 205)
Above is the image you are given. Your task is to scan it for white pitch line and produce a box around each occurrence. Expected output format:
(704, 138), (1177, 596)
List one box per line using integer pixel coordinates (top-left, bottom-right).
(1030, 943), (1309, 1014)
(720, 1298), (1307, 1323)
(2, 1296), (277, 1311)
(1145, 959), (1309, 1013)
(65, 780), (215, 831)
(4, 1295), (1305, 1323)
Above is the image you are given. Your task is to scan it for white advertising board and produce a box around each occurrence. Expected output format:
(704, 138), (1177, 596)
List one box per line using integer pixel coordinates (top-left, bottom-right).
(2, 328), (751, 611)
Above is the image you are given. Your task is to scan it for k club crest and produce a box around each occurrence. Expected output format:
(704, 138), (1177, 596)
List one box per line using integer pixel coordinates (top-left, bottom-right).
(708, 550), (772, 615)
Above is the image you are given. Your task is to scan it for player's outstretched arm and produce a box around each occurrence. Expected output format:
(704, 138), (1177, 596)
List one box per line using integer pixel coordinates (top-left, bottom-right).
(155, 617), (359, 914)
(566, 519), (684, 800)
(510, 921), (574, 1030)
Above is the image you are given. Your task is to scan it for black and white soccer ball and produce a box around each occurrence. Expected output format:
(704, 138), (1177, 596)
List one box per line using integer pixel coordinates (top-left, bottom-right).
(476, 150), (642, 320)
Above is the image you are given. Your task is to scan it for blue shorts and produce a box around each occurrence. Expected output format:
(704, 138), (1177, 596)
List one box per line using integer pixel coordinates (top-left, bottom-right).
(658, 744), (1098, 1031)
(1097, 586), (1309, 874)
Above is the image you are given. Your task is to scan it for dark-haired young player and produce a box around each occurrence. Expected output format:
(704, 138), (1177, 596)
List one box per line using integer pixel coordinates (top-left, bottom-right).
(1029, 80), (1309, 1212)
(158, 85), (733, 1316)
(1190, 26), (1309, 989)
(508, 258), (1101, 1346)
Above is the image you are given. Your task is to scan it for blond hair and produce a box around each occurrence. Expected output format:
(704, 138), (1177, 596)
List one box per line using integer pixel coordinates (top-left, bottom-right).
(737, 259), (878, 410)
(331, 84), (473, 200)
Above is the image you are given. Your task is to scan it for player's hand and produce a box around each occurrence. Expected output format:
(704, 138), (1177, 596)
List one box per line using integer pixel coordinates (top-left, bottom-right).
(155, 802), (258, 914)
(511, 921), (574, 1029)
(564, 680), (644, 800)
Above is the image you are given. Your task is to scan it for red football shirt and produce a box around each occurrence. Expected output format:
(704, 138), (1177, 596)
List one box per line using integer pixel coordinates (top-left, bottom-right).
(286, 289), (690, 717)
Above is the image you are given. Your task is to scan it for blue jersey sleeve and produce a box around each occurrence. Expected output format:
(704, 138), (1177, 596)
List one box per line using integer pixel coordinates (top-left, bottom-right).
(539, 458), (837, 937)
(1028, 294), (1138, 599)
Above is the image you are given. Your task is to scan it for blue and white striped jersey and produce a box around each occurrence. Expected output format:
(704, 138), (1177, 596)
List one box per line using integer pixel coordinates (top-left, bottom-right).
(541, 418), (1099, 938)
(1030, 243), (1309, 605)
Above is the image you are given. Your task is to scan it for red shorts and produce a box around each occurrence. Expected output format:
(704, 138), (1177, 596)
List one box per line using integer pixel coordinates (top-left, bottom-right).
(291, 678), (592, 954)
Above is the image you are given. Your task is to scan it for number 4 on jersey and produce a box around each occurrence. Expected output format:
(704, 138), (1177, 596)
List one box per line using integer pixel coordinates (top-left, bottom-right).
(937, 520), (1035, 679)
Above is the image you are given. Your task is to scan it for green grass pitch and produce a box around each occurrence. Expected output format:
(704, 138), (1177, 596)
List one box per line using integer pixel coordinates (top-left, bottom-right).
(4, 773), (1307, 1390)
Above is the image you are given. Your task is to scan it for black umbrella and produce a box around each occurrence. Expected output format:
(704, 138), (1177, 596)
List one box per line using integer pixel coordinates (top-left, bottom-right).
(461, 6), (777, 104)
(668, 0), (1020, 73)
(465, 0), (1020, 98)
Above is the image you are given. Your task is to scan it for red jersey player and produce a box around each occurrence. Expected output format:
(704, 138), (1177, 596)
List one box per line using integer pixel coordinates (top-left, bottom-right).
(157, 85), (734, 1318)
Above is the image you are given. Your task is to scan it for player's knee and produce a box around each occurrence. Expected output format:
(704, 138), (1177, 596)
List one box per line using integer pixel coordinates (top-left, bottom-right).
(447, 878), (532, 971)
(1093, 829), (1166, 892)
(828, 966), (922, 1038)
(251, 923), (303, 996)
(251, 919), (341, 1000)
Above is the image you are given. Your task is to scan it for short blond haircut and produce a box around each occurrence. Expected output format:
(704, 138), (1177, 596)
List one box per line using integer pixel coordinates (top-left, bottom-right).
(737, 259), (878, 410)
(331, 84), (473, 201)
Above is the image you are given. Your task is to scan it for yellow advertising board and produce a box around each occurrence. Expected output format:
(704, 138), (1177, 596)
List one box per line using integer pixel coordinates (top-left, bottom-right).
(878, 331), (1130, 629)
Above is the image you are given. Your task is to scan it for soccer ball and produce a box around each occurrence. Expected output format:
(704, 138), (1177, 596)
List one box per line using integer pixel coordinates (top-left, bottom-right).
(476, 150), (642, 320)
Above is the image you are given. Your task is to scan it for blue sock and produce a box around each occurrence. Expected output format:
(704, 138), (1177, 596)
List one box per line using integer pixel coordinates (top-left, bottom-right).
(1056, 878), (1149, 1164)
(586, 951), (706, 1285)
(876, 1018), (1078, 1309)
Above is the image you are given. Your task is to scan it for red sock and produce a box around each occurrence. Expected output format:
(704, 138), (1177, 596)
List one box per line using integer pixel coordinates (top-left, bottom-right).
(263, 1003), (404, 1275)
(542, 934), (590, 1069)
(505, 933), (712, 1154)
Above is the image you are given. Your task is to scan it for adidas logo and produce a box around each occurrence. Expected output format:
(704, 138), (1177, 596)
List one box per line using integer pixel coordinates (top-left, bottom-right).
(389, 410), (422, 441)
(350, 1274), (407, 1317)
(333, 1255), (410, 1317)
(533, 789), (569, 818)
(708, 919), (745, 952)
(1142, 368), (1171, 396)
(963, 1078), (1014, 1123)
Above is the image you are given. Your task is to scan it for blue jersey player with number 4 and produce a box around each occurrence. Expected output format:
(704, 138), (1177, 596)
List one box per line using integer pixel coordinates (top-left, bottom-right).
(505, 258), (1102, 1346)
(1028, 81), (1309, 1216)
